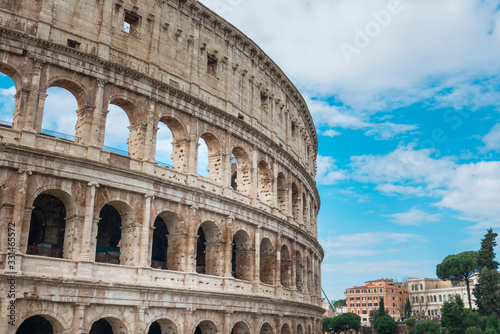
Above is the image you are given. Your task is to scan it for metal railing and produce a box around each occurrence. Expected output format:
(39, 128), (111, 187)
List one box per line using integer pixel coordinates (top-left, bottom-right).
(1, 119), (173, 168)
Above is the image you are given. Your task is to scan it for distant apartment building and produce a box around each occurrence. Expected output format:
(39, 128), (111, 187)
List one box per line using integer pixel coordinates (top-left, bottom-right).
(345, 278), (408, 325)
(408, 275), (479, 318)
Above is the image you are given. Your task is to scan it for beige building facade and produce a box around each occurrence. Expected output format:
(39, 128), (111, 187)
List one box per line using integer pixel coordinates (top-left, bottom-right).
(408, 276), (479, 318)
(0, 0), (324, 333)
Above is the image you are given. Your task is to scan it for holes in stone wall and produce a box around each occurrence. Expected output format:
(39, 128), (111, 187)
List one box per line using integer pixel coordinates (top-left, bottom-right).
(232, 230), (253, 281)
(258, 161), (273, 206)
(277, 173), (287, 214)
(291, 183), (299, 221)
(260, 238), (275, 285)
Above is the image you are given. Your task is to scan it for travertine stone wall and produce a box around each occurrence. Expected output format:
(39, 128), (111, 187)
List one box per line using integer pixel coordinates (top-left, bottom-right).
(0, 0), (323, 333)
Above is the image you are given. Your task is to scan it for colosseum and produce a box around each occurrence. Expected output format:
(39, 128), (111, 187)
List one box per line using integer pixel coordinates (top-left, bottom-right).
(0, 0), (323, 333)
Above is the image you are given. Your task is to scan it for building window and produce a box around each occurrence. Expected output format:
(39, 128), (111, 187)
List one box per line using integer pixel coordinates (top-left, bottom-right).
(356, 297), (360, 300)
(356, 303), (360, 307)
(434, 295), (437, 302)
(368, 297), (372, 300)
(439, 295), (442, 302)
(392, 296), (395, 300)
(374, 296), (378, 300)
(374, 303), (378, 307)
(207, 54), (218, 76)
(411, 285), (414, 291)
(356, 290), (360, 293)
(368, 303), (372, 307)
(420, 284), (423, 290)
(421, 297), (424, 303)
(362, 310), (367, 314)
(362, 297), (366, 300)
(124, 11), (140, 34)
(291, 121), (297, 137)
(443, 295), (446, 302)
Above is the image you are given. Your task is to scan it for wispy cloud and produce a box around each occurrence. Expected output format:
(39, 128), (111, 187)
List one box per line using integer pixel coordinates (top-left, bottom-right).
(316, 155), (346, 185)
(385, 208), (441, 226)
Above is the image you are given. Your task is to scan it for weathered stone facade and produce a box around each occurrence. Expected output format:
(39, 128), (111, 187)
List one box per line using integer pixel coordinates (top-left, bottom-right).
(0, 0), (323, 333)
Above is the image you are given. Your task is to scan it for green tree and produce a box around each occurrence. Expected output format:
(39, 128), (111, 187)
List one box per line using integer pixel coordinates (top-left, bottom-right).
(414, 320), (439, 334)
(473, 268), (500, 316)
(330, 313), (361, 333)
(441, 295), (465, 334)
(333, 299), (347, 311)
(404, 297), (412, 319)
(375, 316), (396, 334)
(379, 296), (387, 317)
(369, 298), (389, 326)
(478, 228), (499, 270)
(464, 327), (481, 334)
(323, 317), (335, 333)
(436, 251), (480, 310)
(405, 317), (416, 329)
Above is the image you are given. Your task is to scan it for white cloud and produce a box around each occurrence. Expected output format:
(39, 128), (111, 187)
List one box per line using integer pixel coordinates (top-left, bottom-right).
(320, 232), (426, 259)
(42, 87), (78, 136)
(0, 85), (16, 123)
(483, 123), (500, 152)
(376, 184), (426, 197)
(318, 129), (341, 137)
(202, 0), (500, 112)
(316, 155), (346, 185)
(385, 208), (441, 226)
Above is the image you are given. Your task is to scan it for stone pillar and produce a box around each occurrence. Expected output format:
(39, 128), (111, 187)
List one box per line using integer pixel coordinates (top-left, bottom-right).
(19, 205), (34, 254)
(185, 207), (198, 272)
(183, 308), (194, 334)
(63, 214), (85, 261)
(89, 79), (106, 148)
(291, 241), (297, 291)
(0, 202), (14, 254)
(142, 98), (158, 164)
(253, 226), (261, 292)
(275, 234), (282, 297)
(75, 105), (94, 145)
(298, 192), (304, 226)
(251, 149), (258, 201)
(12, 88), (30, 132)
(120, 221), (142, 266)
(71, 304), (87, 333)
(139, 193), (154, 267)
(187, 116), (199, 175)
(80, 182), (99, 261)
(223, 216), (234, 278)
(21, 58), (44, 145)
(12, 169), (30, 257)
(223, 311), (231, 334)
(128, 121), (147, 160)
(166, 232), (187, 271)
(254, 314), (261, 334)
(135, 306), (148, 333)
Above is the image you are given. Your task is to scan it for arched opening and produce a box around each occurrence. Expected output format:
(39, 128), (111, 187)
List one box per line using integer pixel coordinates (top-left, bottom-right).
(281, 324), (291, 334)
(291, 183), (299, 221)
(280, 245), (291, 288)
(196, 226), (207, 274)
(150, 319), (177, 334)
(157, 117), (187, 171)
(302, 193), (308, 227)
(231, 147), (250, 195)
(103, 104), (131, 156)
(196, 221), (222, 276)
(297, 325), (303, 334)
(95, 204), (122, 264)
(260, 323), (273, 334)
(260, 238), (275, 285)
(155, 122), (174, 168)
(258, 161), (273, 206)
(308, 325), (312, 334)
(27, 194), (66, 258)
(16, 315), (54, 334)
(89, 319), (113, 334)
(41, 87), (78, 141)
(195, 320), (218, 334)
(198, 133), (221, 182)
(148, 322), (161, 334)
(277, 173), (287, 214)
(296, 250), (303, 292)
(0, 72), (16, 127)
(232, 230), (253, 281)
(151, 216), (169, 269)
(231, 321), (250, 334)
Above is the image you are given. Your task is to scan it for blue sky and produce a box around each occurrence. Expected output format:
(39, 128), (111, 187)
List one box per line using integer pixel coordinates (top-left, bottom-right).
(1, 0), (499, 303)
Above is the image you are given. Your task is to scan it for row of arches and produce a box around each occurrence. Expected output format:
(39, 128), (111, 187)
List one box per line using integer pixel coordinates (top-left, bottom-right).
(22, 187), (320, 295)
(0, 66), (317, 234)
(16, 314), (314, 334)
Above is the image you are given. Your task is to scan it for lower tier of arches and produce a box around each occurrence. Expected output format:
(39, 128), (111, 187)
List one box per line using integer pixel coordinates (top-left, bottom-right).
(0, 275), (324, 334)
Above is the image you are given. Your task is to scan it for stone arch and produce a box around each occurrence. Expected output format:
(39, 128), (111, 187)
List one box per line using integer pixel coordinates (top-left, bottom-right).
(260, 237), (275, 285)
(198, 132), (222, 182)
(157, 116), (188, 171)
(0, 61), (23, 90)
(277, 173), (287, 214)
(291, 183), (299, 221)
(89, 316), (127, 334)
(260, 322), (274, 334)
(26, 189), (77, 259)
(307, 324), (312, 334)
(231, 146), (251, 194)
(231, 321), (250, 334)
(232, 229), (253, 281)
(296, 250), (303, 292)
(280, 244), (291, 288)
(95, 201), (135, 265)
(46, 76), (91, 108)
(194, 320), (218, 334)
(16, 314), (66, 334)
(257, 160), (273, 206)
(297, 324), (304, 334)
(280, 323), (291, 334)
(151, 211), (182, 271)
(196, 221), (223, 276)
(148, 318), (178, 334)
